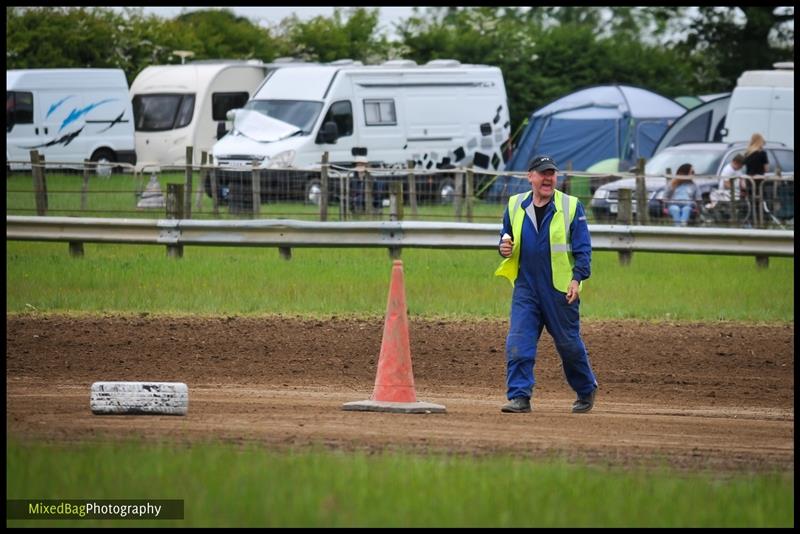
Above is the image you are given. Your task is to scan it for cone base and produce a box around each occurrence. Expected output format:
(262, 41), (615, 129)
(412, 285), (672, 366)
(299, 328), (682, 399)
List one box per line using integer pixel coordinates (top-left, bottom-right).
(341, 400), (446, 414)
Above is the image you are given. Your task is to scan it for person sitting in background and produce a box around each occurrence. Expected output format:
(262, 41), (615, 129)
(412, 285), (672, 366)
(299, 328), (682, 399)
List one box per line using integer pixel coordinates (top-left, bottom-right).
(707, 153), (745, 209)
(663, 163), (699, 227)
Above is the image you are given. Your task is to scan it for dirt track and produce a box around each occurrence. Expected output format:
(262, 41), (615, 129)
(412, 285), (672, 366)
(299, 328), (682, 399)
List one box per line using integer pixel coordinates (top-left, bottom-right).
(6, 314), (794, 473)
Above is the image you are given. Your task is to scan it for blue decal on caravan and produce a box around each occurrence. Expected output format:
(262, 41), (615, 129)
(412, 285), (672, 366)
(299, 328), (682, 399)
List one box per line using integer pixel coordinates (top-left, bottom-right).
(46, 95), (74, 118)
(59, 99), (115, 132)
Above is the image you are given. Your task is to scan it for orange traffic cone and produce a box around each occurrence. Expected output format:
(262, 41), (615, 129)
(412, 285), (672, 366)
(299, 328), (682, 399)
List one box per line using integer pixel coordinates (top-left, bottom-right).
(342, 260), (446, 414)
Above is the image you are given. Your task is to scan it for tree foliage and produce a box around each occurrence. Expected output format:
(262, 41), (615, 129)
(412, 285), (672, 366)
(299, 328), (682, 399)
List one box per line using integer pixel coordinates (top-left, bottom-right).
(278, 7), (391, 63)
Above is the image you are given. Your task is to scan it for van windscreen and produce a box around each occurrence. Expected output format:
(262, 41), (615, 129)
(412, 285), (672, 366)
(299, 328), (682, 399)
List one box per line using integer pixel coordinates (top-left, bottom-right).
(133, 94), (196, 131)
(244, 100), (322, 134)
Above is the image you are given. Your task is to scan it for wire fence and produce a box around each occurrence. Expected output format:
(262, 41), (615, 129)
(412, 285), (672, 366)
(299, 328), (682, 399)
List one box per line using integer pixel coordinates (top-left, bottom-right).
(6, 150), (794, 230)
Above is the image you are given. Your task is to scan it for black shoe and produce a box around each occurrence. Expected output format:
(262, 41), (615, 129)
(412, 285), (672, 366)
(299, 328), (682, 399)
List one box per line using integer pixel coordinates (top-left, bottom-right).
(572, 388), (596, 413)
(501, 397), (531, 413)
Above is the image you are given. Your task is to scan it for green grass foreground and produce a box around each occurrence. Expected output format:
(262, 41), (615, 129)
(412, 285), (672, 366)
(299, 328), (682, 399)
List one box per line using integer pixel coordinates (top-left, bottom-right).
(6, 242), (794, 322)
(6, 440), (793, 528)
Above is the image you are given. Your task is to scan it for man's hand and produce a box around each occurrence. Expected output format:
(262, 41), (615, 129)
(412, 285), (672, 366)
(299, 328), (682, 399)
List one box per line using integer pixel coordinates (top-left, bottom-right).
(499, 238), (513, 258)
(566, 279), (580, 304)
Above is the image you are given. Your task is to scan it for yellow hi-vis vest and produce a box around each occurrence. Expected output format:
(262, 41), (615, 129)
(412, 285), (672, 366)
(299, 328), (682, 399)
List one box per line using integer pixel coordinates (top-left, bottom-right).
(494, 189), (580, 292)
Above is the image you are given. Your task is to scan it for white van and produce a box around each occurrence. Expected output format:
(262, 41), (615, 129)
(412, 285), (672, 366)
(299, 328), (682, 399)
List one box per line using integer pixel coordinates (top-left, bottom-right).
(722, 62), (794, 148)
(130, 60), (271, 170)
(211, 59), (511, 203)
(6, 68), (136, 170)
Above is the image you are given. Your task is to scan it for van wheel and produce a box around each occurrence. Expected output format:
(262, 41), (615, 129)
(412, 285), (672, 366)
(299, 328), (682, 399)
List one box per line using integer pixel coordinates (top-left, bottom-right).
(438, 178), (456, 205)
(90, 148), (116, 176)
(305, 178), (323, 206)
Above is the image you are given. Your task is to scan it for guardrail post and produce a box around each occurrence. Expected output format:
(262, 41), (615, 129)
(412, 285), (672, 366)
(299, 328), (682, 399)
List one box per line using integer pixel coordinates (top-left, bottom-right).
(755, 255), (769, 269)
(465, 165), (474, 223)
(81, 159), (91, 211)
(69, 241), (84, 258)
(635, 158), (648, 225)
(251, 161), (261, 218)
(184, 146), (193, 219)
(166, 183), (184, 259)
(454, 171), (464, 221)
(195, 151), (207, 212)
(407, 160), (418, 218)
(617, 188), (633, 265)
(279, 247), (292, 260)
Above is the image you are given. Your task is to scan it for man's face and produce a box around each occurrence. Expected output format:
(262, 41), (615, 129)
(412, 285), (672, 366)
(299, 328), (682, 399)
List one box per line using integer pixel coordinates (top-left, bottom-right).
(528, 168), (557, 198)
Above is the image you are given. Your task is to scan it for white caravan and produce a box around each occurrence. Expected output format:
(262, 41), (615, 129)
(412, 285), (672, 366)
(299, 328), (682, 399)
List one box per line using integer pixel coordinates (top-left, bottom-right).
(6, 68), (136, 170)
(722, 62), (794, 148)
(130, 60), (271, 170)
(211, 59), (511, 202)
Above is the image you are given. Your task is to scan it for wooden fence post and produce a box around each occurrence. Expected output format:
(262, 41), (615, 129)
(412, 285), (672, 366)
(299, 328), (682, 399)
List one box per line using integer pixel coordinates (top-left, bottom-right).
(251, 160), (261, 218)
(387, 180), (403, 258)
(30, 150), (47, 216)
(166, 183), (184, 258)
(195, 151), (207, 212)
(465, 166), (474, 223)
(184, 146), (193, 219)
(210, 166), (220, 217)
(81, 159), (92, 211)
(635, 158), (649, 225)
(454, 171), (464, 221)
(617, 188), (633, 266)
(320, 152), (329, 222)
(407, 160), (418, 218)
(364, 170), (374, 219)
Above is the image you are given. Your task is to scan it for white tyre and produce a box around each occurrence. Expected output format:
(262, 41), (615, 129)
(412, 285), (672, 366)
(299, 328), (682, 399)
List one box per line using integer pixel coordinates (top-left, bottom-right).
(90, 381), (188, 415)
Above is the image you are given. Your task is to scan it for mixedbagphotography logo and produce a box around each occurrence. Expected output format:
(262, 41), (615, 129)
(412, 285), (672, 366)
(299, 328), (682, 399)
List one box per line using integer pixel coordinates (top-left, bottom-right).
(7, 499), (184, 520)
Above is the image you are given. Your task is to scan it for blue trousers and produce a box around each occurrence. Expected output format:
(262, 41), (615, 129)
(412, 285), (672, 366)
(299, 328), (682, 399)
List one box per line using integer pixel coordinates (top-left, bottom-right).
(506, 283), (597, 400)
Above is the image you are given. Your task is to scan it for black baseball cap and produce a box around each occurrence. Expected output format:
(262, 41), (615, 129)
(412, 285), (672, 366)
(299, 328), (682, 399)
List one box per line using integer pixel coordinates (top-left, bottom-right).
(528, 155), (558, 173)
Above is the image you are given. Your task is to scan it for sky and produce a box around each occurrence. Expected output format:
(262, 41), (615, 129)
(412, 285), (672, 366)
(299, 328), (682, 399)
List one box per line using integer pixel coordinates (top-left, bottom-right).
(121, 6), (418, 39)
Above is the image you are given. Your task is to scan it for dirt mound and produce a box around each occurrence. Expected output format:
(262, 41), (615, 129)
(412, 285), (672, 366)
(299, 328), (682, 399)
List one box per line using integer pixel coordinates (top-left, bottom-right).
(6, 315), (794, 473)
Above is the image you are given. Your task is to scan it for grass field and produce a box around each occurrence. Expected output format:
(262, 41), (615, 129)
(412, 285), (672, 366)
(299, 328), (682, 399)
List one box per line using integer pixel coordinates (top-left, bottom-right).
(6, 440), (793, 528)
(6, 242), (794, 322)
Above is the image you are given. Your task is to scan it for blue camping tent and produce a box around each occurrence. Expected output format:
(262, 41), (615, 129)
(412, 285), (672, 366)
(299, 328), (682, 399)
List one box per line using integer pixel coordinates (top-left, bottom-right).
(506, 85), (686, 174)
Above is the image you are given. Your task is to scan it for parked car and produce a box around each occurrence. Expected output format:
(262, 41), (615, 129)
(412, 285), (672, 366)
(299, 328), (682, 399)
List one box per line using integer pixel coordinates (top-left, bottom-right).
(590, 141), (794, 222)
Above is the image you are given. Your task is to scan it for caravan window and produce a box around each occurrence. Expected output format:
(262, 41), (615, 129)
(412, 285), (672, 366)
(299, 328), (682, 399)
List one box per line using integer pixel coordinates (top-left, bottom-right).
(6, 91), (34, 129)
(364, 99), (396, 126)
(321, 101), (353, 137)
(132, 94), (195, 131)
(243, 100), (323, 134)
(212, 92), (249, 121)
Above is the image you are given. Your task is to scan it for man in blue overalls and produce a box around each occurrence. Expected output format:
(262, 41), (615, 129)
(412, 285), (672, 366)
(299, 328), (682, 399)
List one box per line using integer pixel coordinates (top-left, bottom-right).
(495, 155), (598, 413)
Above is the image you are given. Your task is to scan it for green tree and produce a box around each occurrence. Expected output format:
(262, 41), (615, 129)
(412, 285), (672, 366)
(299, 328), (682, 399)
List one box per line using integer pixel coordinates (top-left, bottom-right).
(676, 6), (794, 92)
(160, 9), (285, 63)
(7, 7), (127, 70)
(278, 7), (391, 63)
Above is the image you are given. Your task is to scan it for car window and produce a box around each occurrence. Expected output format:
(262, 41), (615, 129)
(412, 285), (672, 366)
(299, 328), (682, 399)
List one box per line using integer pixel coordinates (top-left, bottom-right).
(771, 149), (794, 173)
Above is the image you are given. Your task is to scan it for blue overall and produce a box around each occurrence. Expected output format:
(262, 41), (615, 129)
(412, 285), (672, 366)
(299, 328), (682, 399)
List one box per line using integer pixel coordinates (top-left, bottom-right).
(500, 195), (597, 400)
